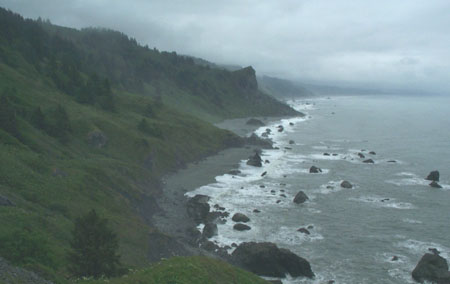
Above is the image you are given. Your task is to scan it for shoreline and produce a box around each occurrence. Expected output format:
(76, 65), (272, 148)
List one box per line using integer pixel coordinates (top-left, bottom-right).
(151, 116), (281, 257)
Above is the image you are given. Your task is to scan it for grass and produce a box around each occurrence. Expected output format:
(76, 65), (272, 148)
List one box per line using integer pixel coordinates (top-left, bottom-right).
(78, 256), (270, 284)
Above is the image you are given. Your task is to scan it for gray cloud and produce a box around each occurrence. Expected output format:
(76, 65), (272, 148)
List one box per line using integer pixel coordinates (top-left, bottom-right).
(1, 0), (449, 92)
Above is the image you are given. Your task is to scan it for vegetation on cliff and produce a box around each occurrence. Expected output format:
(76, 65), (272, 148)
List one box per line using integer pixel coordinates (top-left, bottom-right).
(0, 7), (296, 282)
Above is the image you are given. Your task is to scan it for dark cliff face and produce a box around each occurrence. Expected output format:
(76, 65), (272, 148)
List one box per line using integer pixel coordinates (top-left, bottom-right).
(232, 66), (258, 92)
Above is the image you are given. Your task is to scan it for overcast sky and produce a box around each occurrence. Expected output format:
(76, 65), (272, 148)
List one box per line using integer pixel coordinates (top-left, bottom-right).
(1, 0), (449, 92)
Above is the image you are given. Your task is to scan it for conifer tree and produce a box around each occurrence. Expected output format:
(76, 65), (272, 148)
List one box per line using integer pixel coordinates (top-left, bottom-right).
(69, 210), (122, 278)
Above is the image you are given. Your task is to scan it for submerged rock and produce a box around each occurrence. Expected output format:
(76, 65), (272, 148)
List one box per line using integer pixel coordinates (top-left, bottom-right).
(228, 169), (241, 175)
(358, 153), (365, 158)
(426, 170), (440, 182)
(369, 151), (376, 155)
(323, 153), (330, 156)
(430, 181), (443, 188)
(412, 253), (450, 283)
(289, 140), (295, 145)
(309, 166), (322, 173)
(232, 213), (250, 223)
(293, 191), (309, 204)
(297, 228), (310, 235)
(340, 181), (353, 189)
(363, 159), (375, 164)
(234, 223), (251, 231)
(231, 242), (314, 278)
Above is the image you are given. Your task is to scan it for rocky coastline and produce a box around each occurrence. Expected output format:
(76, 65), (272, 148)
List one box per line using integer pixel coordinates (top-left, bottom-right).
(151, 116), (315, 281)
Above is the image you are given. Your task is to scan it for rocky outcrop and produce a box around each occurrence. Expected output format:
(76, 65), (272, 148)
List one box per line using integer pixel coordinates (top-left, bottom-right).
(340, 181), (353, 189)
(430, 181), (443, 189)
(186, 195), (210, 225)
(0, 195), (15, 207)
(426, 171), (440, 182)
(412, 253), (450, 283)
(246, 118), (265, 126)
(0, 257), (53, 284)
(363, 159), (374, 164)
(147, 230), (190, 262)
(234, 223), (251, 231)
(369, 151), (376, 155)
(293, 191), (309, 204)
(231, 242), (314, 278)
(87, 130), (108, 148)
(247, 153), (263, 167)
(245, 133), (273, 148)
(232, 213), (250, 223)
(309, 166), (322, 173)
(358, 153), (365, 158)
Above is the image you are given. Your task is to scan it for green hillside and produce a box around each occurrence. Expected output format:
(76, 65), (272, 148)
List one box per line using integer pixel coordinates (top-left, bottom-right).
(0, 7), (296, 283)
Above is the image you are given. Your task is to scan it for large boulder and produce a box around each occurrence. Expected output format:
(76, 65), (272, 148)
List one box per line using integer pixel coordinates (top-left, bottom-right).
(202, 223), (218, 239)
(412, 253), (450, 283)
(232, 213), (250, 223)
(309, 166), (322, 173)
(293, 191), (309, 204)
(340, 181), (353, 189)
(247, 152), (263, 167)
(186, 195), (210, 224)
(231, 242), (314, 278)
(426, 171), (440, 182)
(246, 118), (265, 126)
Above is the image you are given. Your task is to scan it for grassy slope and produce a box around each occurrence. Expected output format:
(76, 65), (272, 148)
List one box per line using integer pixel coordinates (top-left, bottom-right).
(0, 58), (235, 281)
(79, 256), (270, 284)
(0, 8), (297, 283)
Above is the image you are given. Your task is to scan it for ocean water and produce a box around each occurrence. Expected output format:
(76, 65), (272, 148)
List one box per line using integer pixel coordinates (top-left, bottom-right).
(186, 95), (450, 284)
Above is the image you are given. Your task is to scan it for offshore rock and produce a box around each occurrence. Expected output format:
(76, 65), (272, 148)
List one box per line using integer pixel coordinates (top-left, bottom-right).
(247, 152), (263, 167)
(293, 191), (309, 204)
(426, 171), (440, 182)
(232, 213), (250, 223)
(412, 253), (450, 283)
(309, 166), (322, 173)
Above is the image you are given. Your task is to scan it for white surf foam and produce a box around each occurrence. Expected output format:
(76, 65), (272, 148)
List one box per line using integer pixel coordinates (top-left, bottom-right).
(349, 196), (415, 209)
(397, 239), (450, 260)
